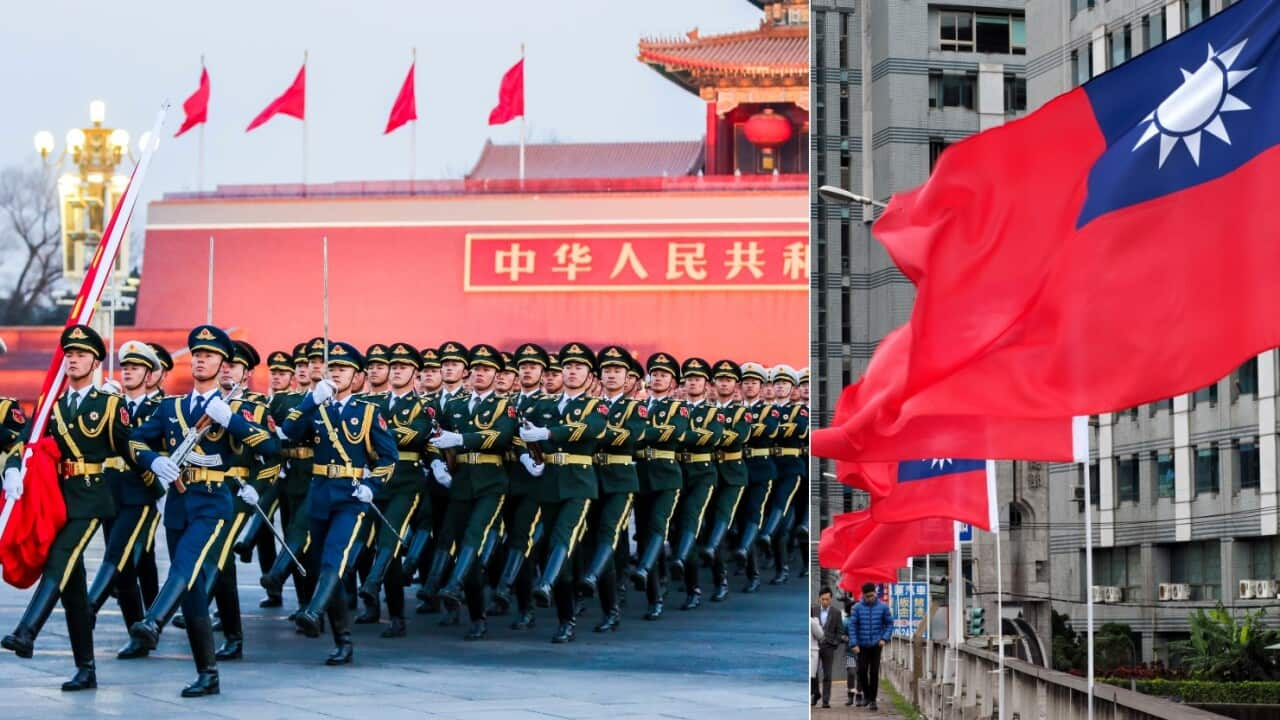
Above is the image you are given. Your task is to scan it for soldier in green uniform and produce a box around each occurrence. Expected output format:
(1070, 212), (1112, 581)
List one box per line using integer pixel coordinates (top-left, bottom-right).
(428, 343), (518, 640)
(577, 345), (649, 633)
(628, 352), (689, 621)
(356, 342), (434, 638)
(292, 341), (313, 392)
(1, 325), (135, 691)
(487, 342), (549, 630)
(138, 342), (174, 609)
(402, 345), (443, 583)
(699, 360), (752, 603)
(668, 358), (724, 611)
(0, 397), (26, 492)
(363, 344), (392, 396)
(347, 344), (392, 618)
(495, 351), (517, 395)
(86, 341), (165, 660)
(792, 367), (810, 578)
(542, 353), (563, 395)
(519, 343), (606, 644)
(759, 365), (808, 586)
(733, 362), (781, 593)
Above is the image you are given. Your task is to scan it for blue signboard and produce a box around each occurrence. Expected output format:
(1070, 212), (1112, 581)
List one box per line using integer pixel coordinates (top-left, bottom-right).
(888, 581), (929, 639)
(958, 523), (974, 544)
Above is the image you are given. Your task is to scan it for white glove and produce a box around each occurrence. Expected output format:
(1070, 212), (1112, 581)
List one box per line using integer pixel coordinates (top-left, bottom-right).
(352, 484), (373, 503)
(205, 396), (232, 427)
(275, 426), (290, 441)
(311, 379), (335, 405)
(150, 456), (180, 488)
(519, 454), (545, 477)
(431, 430), (463, 449)
(431, 459), (452, 488)
(519, 424), (550, 443)
(2, 468), (22, 501)
(237, 484), (260, 505)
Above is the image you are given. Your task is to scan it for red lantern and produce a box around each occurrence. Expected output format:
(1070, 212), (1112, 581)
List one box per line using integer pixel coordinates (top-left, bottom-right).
(743, 108), (793, 148)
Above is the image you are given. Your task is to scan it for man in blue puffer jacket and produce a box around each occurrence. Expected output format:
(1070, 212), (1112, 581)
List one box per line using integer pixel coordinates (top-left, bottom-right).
(847, 582), (893, 711)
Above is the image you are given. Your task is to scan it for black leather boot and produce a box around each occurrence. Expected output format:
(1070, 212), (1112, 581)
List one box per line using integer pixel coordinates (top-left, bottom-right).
(464, 619), (487, 641)
(295, 570), (341, 638)
(531, 545), (568, 608)
(215, 633), (243, 660)
(711, 580), (730, 602)
(181, 614), (220, 697)
(629, 533), (664, 591)
(757, 508), (783, 548)
(487, 547), (525, 615)
(437, 545), (476, 608)
(129, 573), (187, 651)
(400, 526), (431, 575)
(2, 575), (60, 658)
(380, 616), (407, 638)
(85, 563), (118, 631)
(698, 518), (730, 564)
(259, 545), (298, 598)
(593, 609), (621, 633)
(61, 661), (96, 692)
(643, 601), (664, 621)
(668, 530), (697, 577)
(233, 512), (266, 564)
(510, 610), (536, 630)
(680, 589), (703, 611)
(733, 523), (759, 565)
(575, 542), (614, 599)
(325, 592), (353, 666)
(550, 621), (575, 644)
(418, 548), (451, 602)
(357, 546), (394, 607)
(62, 580), (97, 691)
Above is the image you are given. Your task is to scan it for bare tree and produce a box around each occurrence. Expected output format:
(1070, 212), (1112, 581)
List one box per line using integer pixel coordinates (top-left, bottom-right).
(0, 166), (63, 324)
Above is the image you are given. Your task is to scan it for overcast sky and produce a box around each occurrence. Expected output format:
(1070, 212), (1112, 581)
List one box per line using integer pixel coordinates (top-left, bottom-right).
(0, 0), (761, 206)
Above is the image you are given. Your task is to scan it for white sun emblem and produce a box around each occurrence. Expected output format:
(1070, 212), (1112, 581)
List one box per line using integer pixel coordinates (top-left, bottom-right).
(1133, 40), (1255, 168)
(927, 458), (954, 470)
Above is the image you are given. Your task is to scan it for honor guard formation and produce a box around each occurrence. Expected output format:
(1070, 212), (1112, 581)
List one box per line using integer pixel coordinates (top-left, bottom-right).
(0, 325), (808, 697)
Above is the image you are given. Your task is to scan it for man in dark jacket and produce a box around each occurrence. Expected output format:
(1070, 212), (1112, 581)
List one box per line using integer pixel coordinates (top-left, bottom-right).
(848, 582), (893, 711)
(810, 586), (845, 708)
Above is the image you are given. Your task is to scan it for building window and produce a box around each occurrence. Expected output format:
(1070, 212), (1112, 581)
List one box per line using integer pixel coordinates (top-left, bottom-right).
(929, 138), (951, 172)
(1184, 0), (1211, 28)
(1245, 537), (1280, 579)
(1004, 75), (1027, 112)
(1238, 440), (1260, 491)
(1110, 25), (1132, 68)
(928, 72), (975, 109)
(1195, 446), (1219, 495)
(940, 11), (1024, 54)
(1155, 451), (1175, 499)
(1192, 382), (1218, 408)
(1170, 540), (1221, 600)
(1143, 13), (1165, 50)
(1237, 357), (1258, 397)
(940, 11), (974, 52)
(1086, 460), (1100, 507)
(1117, 456), (1139, 503)
(1071, 0), (1095, 19)
(1096, 546), (1142, 600)
(1072, 46), (1092, 86)
(1149, 397), (1172, 417)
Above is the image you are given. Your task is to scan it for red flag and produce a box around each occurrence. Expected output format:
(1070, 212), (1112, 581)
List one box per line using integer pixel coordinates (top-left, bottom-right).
(818, 509), (874, 570)
(0, 438), (65, 588)
(844, 516), (954, 572)
(488, 58), (524, 125)
(384, 62), (416, 134)
(247, 64), (306, 132)
(838, 565), (899, 594)
(870, 459), (996, 531)
(175, 67), (210, 137)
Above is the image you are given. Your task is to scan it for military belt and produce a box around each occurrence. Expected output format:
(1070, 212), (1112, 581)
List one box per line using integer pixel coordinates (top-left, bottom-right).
(594, 453), (634, 466)
(283, 447), (314, 459)
(681, 452), (714, 463)
(182, 468), (230, 484)
(457, 452), (504, 466)
(224, 467), (251, 480)
(103, 457), (128, 471)
(773, 448), (802, 457)
(716, 451), (744, 462)
(313, 464), (365, 480)
(397, 451), (422, 463)
(745, 448), (773, 459)
(636, 449), (678, 462)
(546, 453), (595, 467)
(59, 460), (104, 477)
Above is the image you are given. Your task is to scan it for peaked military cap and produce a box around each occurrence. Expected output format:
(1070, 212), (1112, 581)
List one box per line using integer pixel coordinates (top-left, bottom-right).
(514, 343), (549, 368)
(740, 361), (768, 383)
(232, 340), (261, 369)
(388, 342), (421, 368)
(646, 352), (679, 378)
(61, 324), (105, 359)
(558, 342), (595, 370)
(189, 325), (234, 359)
(501, 351), (517, 374)
(268, 350), (294, 372)
(307, 336), (327, 359)
(292, 342), (309, 365)
(420, 346), (442, 369)
(468, 343), (503, 371)
(547, 353), (562, 372)
(438, 340), (469, 366)
(798, 367), (810, 384)
(118, 339), (160, 370)
(771, 364), (798, 385)
(366, 343), (391, 365)
(597, 344), (632, 371)
(712, 359), (742, 381)
(680, 357), (711, 380)
(328, 341), (364, 371)
(626, 355), (643, 378)
(147, 342), (174, 371)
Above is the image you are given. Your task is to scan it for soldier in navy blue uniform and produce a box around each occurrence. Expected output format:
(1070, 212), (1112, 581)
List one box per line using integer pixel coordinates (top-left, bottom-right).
(138, 342), (174, 609)
(127, 325), (277, 697)
(87, 341), (165, 660)
(281, 341), (397, 665)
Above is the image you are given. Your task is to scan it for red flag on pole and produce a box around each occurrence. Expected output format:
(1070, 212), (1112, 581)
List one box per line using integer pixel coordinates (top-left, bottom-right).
(175, 67), (210, 137)
(385, 62), (417, 134)
(246, 64), (306, 132)
(488, 58), (524, 125)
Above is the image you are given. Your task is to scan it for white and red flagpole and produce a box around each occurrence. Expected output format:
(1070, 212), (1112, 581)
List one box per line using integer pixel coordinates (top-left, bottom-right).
(519, 42), (526, 183)
(0, 104), (169, 538)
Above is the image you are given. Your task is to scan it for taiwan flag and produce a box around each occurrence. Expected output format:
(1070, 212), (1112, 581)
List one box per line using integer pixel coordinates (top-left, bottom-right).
(869, 459), (998, 531)
(843, 516), (954, 573)
(863, 0), (1280, 433)
(818, 509), (874, 569)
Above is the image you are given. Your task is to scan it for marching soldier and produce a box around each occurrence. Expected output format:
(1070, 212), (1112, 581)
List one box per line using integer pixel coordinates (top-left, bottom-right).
(487, 342), (549, 631)
(86, 341), (164, 660)
(1, 325), (133, 691)
(428, 343), (518, 640)
(793, 367), (811, 578)
(280, 341), (396, 664)
(402, 346), (443, 581)
(356, 342), (433, 638)
(699, 360), (751, 603)
(127, 325), (276, 697)
(668, 358), (723, 611)
(628, 352), (688, 621)
(348, 344), (392, 618)
(577, 345), (649, 633)
(758, 365), (807, 586)
(137, 342), (173, 608)
(363, 344), (392, 396)
(519, 343), (606, 644)
(293, 341), (313, 392)
(542, 353), (563, 395)
(144, 342), (172, 398)
(496, 351), (518, 395)
(733, 362), (781, 593)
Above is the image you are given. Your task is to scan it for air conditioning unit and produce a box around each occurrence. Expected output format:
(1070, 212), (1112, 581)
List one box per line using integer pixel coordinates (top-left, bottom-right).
(1104, 586), (1123, 604)
(1254, 580), (1278, 599)
(1072, 485), (1085, 502)
(1158, 583), (1177, 601)
(1091, 585), (1106, 603)
(1240, 580), (1257, 599)
(1171, 583), (1192, 601)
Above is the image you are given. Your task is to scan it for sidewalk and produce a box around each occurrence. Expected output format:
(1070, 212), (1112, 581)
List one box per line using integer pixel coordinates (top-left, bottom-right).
(810, 679), (904, 719)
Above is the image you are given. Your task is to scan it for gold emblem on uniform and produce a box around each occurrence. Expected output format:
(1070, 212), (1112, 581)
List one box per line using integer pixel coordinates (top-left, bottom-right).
(521, 347), (537, 356)
(89, 411), (99, 421)
(606, 348), (622, 357)
(69, 327), (88, 339)
(196, 328), (216, 340)
(656, 354), (669, 363)
(689, 359), (703, 368)
(475, 347), (493, 357)
(568, 344), (582, 354)
(332, 345), (348, 355)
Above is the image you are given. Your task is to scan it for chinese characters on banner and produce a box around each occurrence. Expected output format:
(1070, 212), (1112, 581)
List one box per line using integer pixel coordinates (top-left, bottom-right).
(889, 582), (929, 639)
(465, 232), (809, 291)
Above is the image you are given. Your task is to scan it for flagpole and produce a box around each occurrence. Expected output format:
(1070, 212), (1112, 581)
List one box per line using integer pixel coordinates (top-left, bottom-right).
(410, 47), (417, 189)
(302, 50), (309, 193)
(925, 553), (933, 680)
(1083, 458), (1096, 720)
(518, 42), (526, 184)
(207, 235), (215, 324)
(988, 461), (1005, 720)
(198, 54), (206, 192)
(951, 521), (962, 701)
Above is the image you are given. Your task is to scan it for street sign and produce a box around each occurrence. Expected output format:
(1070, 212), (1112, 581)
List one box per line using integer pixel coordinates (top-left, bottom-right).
(958, 523), (974, 543)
